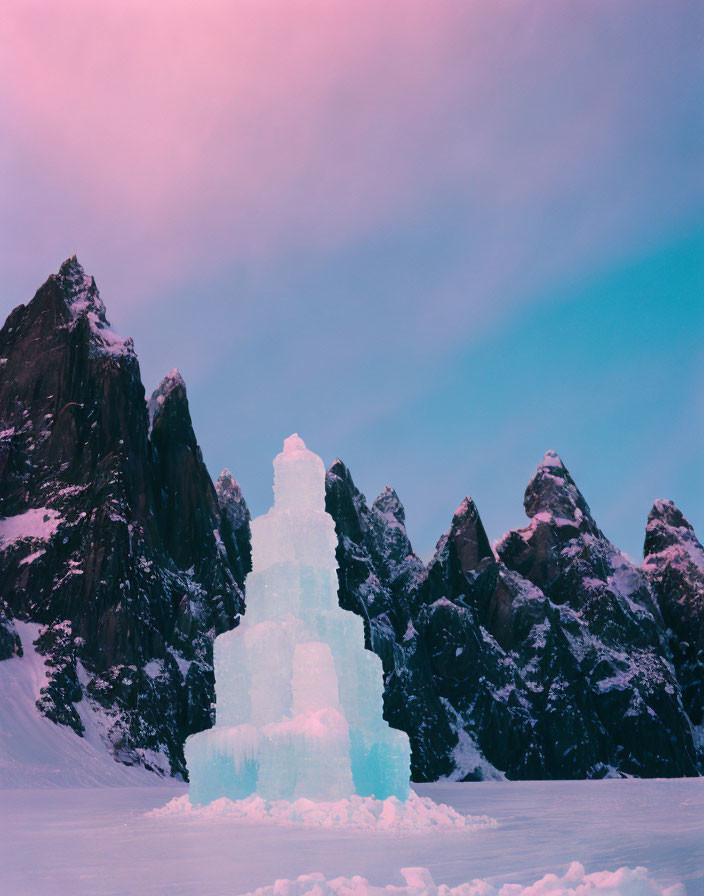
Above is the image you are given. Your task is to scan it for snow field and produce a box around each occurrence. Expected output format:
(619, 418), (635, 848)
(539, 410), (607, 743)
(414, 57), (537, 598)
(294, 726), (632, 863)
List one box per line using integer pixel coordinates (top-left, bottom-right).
(1, 780), (700, 896)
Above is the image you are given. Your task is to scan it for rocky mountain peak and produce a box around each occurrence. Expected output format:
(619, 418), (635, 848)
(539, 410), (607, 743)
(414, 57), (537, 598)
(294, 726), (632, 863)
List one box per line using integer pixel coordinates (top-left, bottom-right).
(57, 255), (105, 318)
(642, 500), (704, 760)
(216, 469), (250, 531)
(523, 450), (593, 525)
(644, 499), (703, 559)
(325, 459), (365, 544)
(0, 261), (249, 777)
(372, 486), (406, 526)
(148, 369), (188, 435)
(55, 257), (134, 360)
(446, 497), (494, 574)
(328, 458), (353, 486)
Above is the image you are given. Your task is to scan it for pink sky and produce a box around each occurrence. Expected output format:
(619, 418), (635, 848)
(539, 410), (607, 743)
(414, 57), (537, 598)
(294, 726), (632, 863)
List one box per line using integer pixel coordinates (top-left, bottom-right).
(1, 1), (702, 559)
(5, 1), (697, 317)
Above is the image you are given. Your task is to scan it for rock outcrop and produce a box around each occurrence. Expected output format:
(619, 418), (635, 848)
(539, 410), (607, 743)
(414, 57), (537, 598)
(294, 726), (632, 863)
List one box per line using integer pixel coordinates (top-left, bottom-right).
(496, 452), (697, 778)
(328, 451), (701, 781)
(0, 258), (249, 775)
(643, 499), (704, 766)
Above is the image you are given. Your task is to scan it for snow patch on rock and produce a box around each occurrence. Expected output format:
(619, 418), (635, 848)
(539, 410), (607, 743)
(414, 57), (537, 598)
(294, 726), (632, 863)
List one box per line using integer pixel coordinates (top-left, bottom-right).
(0, 508), (62, 549)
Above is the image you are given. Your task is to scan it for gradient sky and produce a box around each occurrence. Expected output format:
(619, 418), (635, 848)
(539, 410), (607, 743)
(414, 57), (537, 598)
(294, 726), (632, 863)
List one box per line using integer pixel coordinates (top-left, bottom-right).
(1, 1), (702, 560)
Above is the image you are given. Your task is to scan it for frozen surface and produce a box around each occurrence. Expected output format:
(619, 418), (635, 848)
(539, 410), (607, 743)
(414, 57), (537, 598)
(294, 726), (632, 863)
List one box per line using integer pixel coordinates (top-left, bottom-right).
(0, 780), (700, 895)
(237, 863), (684, 896)
(0, 621), (162, 788)
(186, 434), (411, 804)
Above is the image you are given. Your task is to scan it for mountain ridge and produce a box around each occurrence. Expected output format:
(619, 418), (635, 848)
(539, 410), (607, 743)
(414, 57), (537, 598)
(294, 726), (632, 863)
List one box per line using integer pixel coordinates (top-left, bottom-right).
(0, 259), (701, 783)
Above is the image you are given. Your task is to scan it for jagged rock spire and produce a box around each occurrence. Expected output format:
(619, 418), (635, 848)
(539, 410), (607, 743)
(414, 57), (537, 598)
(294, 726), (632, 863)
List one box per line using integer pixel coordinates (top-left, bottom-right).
(371, 486), (405, 525)
(523, 450), (592, 523)
(644, 498), (703, 558)
(447, 497), (494, 574)
(57, 255), (104, 317)
(426, 497), (494, 579)
(53, 256), (134, 359)
(216, 469), (250, 532)
(325, 459), (365, 543)
(642, 499), (704, 764)
(148, 369), (187, 434)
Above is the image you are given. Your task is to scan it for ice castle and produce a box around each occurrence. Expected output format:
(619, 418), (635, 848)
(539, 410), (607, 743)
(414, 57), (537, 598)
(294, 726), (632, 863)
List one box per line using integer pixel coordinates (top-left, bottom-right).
(185, 434), (411, 804)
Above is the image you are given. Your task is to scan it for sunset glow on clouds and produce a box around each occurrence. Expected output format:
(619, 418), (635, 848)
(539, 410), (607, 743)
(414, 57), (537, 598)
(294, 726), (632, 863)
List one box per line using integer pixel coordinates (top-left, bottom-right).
(1, 1), (702, 557)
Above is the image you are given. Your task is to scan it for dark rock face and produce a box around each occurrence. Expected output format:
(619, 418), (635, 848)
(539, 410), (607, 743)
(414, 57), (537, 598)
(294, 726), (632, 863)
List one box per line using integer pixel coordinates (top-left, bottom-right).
(328, 451), (701, 781)
(488, 455), (690, 764)
(324, 462), (458, 781)
(0, 259), (249, 775)
(215, 469), (252, 586)
(0, 601), (21, 661)
(494, 453), (697, 777)
(643, 499), (704, 766)
(325, 460), (423, 670)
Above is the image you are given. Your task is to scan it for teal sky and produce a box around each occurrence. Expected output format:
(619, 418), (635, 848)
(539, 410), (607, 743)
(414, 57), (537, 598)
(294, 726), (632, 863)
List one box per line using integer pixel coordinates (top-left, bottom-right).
(1, 1), (702, 559)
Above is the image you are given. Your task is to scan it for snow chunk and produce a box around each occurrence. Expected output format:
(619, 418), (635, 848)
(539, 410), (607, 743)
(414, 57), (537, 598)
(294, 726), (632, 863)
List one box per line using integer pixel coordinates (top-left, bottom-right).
(0, 508), (62, 549)
(148, 790), (496, 832)
(540, 449), (564, 469)
(234, 863), (683, 896)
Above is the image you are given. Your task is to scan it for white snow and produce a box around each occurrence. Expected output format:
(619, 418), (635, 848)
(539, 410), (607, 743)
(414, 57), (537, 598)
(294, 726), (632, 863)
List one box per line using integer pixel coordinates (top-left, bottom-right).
(403, 620), (417, 642)
(0, 621), (165, 788)
(0, 507), (62, 548)
(167, 647), (193, 679)
(143, 659), (164, 679)
(236, 863), (684, 896)
(18, 548), (46, 566)
(0, 779), (699, 895)
(149, 790), (493, 831)
(540, 450), (564, 469)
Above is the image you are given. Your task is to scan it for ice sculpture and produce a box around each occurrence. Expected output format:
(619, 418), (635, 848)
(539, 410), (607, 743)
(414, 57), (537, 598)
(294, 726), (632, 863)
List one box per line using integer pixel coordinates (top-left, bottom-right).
(185, 434), (411, 804)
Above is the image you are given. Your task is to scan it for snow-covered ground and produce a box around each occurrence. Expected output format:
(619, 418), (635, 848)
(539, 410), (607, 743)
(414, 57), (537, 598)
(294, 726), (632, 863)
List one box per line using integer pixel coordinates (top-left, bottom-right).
(0, 622), (701, 894)
(0, 778), (701, 895)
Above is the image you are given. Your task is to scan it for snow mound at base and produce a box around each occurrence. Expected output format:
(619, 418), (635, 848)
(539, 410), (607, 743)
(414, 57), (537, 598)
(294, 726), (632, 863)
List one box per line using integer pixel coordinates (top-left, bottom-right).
(236, 863), (684, 896)
(148, 791), (496, 831)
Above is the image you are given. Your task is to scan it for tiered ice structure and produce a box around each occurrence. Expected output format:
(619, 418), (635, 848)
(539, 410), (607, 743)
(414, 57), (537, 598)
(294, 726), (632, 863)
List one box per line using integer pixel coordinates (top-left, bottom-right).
(185, 434), (411, 805)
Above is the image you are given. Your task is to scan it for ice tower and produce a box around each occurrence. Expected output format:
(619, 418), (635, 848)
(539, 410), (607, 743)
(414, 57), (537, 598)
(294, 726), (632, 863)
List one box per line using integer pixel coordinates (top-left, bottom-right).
(185, 434), (411, 804)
